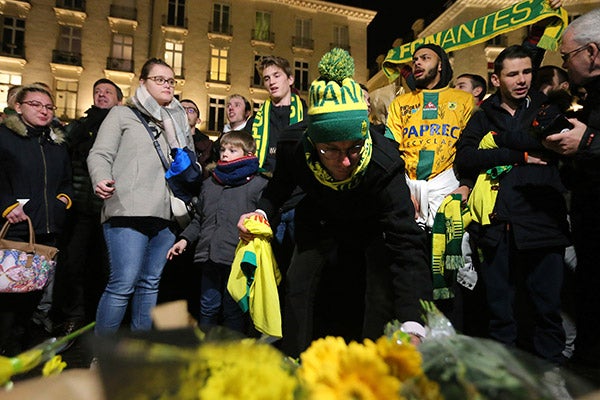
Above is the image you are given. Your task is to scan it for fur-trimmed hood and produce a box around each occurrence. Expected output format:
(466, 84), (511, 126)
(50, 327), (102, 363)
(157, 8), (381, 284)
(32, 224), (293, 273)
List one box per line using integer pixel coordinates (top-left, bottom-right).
(1, 113), (66, 144)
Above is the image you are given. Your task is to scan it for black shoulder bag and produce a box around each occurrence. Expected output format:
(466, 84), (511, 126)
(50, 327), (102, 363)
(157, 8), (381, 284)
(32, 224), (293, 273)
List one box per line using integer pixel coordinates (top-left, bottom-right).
(130, 107), (195, 228)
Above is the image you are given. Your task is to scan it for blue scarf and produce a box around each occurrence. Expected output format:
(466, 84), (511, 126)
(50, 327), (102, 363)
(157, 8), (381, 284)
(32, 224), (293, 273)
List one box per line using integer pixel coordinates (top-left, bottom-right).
(212, 156), (259, 186)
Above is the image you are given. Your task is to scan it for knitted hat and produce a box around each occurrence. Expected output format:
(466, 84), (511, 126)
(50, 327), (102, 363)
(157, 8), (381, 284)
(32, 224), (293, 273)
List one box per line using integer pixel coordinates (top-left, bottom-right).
(307, 48), (369, 143)
(414, 43), (453, 89)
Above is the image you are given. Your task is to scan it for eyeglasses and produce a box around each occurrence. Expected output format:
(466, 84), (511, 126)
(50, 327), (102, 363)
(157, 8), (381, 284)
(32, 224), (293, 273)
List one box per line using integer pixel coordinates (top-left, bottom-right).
(318, 143), (364, 160)
(146, 76), (177, 87)
(20, 100), (57, 112)
(183, 106), (198, 114)
(560, 43), (589, 63)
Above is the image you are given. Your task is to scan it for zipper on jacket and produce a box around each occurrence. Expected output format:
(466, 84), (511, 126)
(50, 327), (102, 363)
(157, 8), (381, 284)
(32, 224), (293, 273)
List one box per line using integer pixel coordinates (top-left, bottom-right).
(39, 136), (50, 233)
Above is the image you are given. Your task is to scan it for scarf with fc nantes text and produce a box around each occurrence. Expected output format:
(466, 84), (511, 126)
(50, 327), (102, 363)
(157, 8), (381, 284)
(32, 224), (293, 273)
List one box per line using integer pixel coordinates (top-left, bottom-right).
(382, 0), (568, 82)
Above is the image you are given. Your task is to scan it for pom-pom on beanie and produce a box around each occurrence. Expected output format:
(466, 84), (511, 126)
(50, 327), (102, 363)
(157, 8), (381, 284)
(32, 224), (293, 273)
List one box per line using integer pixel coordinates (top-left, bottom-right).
(307, 48), (369, 143)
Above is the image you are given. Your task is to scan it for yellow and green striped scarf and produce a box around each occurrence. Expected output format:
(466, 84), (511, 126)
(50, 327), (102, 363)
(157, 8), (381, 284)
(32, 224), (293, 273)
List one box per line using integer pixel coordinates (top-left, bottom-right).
(468, 132), (513, 226)
(383, 0), (568, 82)
(252, 93), (304, 168)
(303, 134), (372, 191)
(431, 194), (472, 300)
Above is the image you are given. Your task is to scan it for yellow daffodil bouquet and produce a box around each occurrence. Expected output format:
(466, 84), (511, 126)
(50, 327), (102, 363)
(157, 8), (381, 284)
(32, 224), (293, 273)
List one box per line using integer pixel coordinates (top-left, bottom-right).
(93, 322), (442, 400)
(0, 321), (95, 389)
(8, 302), (594, 399)
(297, 332), (442, 400)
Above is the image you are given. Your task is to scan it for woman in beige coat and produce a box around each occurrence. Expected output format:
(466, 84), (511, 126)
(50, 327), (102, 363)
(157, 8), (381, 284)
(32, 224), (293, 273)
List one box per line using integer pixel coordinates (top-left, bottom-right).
(88, 58), (194, 335)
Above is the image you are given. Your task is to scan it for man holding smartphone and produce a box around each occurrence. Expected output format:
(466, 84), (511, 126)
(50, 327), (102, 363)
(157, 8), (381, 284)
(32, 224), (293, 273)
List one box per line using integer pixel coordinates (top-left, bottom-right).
(454, 45), (571, 365)
(543, 8), (600, 374)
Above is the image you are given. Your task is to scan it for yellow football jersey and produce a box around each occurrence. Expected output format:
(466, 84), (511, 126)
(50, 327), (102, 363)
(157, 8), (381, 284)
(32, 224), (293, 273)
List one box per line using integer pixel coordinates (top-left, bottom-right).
(386, 87), (474, 181)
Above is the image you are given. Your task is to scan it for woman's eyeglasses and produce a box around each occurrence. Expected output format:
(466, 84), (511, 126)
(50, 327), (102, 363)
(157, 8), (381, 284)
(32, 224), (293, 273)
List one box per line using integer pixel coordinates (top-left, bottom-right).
(20, 100), (57, 111)
(318, 143), (364, 160)
(146, 76), (177, 87)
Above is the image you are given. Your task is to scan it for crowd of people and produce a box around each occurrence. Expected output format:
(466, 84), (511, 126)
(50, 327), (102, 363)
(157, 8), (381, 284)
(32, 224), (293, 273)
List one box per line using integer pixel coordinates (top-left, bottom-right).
(0, 0), (599, 387)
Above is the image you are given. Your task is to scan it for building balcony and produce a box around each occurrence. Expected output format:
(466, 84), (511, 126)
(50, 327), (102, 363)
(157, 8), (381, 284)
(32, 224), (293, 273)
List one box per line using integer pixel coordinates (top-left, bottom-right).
(208, 22), (232, 36)
(52, 49), (82, 66)
(106, 57), (134, 72)
(55, 0), (85, 11)
(109, 4), (136, 20)
(292, 36), (313, 50)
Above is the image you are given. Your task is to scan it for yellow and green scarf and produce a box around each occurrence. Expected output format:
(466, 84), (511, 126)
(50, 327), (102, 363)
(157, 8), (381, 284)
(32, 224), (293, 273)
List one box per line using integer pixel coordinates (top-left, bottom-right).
(252, 93), (304, 167)
(383, 0), (568, 82)
(303, 134), (372, 191)
(468, 132), (513, 225)
(227, 215), (282, 339)
(431, 194), (472, 300)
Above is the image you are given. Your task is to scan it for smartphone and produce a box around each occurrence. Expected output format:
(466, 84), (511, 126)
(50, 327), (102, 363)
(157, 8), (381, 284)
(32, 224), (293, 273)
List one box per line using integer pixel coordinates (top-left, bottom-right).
(540, 114), (574, 138)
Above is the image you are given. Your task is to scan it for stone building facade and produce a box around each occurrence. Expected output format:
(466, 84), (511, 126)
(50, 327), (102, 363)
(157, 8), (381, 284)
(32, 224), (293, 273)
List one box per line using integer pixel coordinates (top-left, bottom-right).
(0, 0), (375, 135)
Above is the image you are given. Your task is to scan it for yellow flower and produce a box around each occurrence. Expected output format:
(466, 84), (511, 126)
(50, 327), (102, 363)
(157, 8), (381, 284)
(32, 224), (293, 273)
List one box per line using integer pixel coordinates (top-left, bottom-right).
(0, 322), (95, 386)
(400, 374), (444, 400)
(0, 356), (15, 386)
(0, 348), (44, 386)
(42, 355), (67, 377)
(298, 336), (402, 400)
(297, 336), (346, 384)
(187, 339), (298, 400)
(371, 336), (423, 381)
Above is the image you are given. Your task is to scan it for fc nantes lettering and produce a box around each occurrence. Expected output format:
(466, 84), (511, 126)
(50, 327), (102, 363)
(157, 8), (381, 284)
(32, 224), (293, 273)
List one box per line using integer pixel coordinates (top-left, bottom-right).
(382, 0), (568, 82)
(309, 79), (362, 111)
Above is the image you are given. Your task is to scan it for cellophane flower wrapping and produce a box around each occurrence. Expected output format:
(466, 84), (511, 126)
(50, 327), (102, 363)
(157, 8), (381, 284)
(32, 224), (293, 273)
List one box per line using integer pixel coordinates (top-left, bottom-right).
(417, 301), (596, 400)
(94, 326), (301, 400)
(94, 324), (442, 400)
(92, 305), (598, 400)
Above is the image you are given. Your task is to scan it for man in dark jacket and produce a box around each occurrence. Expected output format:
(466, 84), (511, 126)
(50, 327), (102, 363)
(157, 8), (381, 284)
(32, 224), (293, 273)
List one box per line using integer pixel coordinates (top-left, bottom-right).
(455, 45), (570, 365)
(52, 78), (123, 337)
(238, 48), (431, 358)
(180, 99), (213, 179)
(543, 8), (600, 373)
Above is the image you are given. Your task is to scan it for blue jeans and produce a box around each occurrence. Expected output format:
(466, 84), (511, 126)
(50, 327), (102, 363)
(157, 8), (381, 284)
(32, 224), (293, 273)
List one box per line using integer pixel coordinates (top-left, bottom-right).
(95, 219), (175, 335)
(199, 261), (246, 333)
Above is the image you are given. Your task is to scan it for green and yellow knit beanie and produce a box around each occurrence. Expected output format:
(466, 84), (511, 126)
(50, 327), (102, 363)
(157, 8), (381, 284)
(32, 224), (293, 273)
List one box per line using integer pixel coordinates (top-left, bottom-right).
(307, 48), (369, 143)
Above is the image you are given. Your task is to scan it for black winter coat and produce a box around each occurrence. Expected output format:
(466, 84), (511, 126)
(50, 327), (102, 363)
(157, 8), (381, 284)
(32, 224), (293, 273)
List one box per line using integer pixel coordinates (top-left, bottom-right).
(455, 90), (570, 250)
(64, 105), (109, 214)
(258, 127), (432, 324)
(562, 77), (600, 190)
(0, 115), (72, 238)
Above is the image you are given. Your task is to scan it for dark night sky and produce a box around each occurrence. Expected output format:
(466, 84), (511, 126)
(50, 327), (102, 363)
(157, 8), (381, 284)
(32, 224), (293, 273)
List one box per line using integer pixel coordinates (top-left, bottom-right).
(329, 0), (448, 71)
